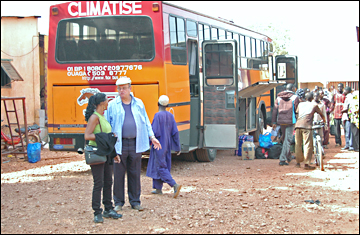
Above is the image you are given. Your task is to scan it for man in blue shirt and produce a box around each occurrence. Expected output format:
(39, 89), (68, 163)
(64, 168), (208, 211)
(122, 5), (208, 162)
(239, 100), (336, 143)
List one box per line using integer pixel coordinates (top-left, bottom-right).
(105, 77), (161, 212)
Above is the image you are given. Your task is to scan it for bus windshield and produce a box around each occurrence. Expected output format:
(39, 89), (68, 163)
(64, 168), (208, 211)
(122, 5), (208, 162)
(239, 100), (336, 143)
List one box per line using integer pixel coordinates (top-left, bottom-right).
(56, 16), (154, 63)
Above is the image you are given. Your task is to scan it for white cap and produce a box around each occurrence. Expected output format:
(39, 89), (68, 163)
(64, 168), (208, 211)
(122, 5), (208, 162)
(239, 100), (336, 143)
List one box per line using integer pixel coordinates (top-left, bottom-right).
(158, 95), (169, 106)
(116, 76), (132, 86)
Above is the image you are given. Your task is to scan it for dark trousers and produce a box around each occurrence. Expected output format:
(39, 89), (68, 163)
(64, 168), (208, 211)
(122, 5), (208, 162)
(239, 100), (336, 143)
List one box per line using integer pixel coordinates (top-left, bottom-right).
(323, 127), (329, 146)
(350, 123), (359, 151)
(323, 113), (330, 145)
(279, 125), (294, 162)
(90, 162), (113, 216)
(334, 118), (342, 145)
(113, 138), (142, 207)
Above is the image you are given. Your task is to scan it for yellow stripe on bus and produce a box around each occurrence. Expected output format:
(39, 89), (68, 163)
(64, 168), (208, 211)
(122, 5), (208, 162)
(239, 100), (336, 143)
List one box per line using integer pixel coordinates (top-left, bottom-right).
(177, 123), (190, 132)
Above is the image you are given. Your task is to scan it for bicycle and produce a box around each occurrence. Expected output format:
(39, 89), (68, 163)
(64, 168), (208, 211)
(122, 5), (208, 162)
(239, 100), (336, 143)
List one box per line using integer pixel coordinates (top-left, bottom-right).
(1, 120), (41, 150)
(312, 120), (325, 171)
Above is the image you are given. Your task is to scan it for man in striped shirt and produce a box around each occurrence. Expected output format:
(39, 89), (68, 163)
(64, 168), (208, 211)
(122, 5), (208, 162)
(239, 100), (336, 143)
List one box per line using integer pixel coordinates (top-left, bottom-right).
(331, 83), (346, 147)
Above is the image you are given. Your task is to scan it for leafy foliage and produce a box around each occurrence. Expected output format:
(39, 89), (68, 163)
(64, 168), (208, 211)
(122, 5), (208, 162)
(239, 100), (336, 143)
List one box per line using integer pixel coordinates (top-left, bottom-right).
(247, 23), (291, 56)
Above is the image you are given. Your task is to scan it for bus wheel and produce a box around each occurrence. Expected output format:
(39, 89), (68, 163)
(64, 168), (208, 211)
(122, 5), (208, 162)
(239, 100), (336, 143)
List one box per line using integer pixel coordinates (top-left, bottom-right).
(251, 110), (265, 142)
(181, 152), (197, 162)
(195, 148), (217, 162)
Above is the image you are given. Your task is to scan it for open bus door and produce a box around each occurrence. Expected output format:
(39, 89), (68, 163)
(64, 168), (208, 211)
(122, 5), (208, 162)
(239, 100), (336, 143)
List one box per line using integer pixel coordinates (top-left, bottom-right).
(199, 40), (238, 162)
(274, 55), (298, 96)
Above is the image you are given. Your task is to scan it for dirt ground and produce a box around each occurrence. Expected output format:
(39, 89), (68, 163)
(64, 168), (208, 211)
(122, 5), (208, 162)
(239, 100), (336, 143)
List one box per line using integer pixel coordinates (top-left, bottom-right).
(1, 134), (359, 234)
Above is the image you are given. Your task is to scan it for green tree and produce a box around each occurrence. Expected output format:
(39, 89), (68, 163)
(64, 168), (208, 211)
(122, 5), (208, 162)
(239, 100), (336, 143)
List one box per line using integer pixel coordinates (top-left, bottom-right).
(247, 23), (291, 56)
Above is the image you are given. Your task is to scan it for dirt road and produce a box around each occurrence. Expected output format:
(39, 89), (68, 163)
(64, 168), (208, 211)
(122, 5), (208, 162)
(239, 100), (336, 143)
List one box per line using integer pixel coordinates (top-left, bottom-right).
(1, 135), (359, 234)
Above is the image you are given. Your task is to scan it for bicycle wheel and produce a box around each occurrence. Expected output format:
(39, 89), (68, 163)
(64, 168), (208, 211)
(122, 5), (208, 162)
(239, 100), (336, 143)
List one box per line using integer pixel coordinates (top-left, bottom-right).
(317, 139), (324, 171)
(314, 137), (319, 166)
(26, 134), (40, 144)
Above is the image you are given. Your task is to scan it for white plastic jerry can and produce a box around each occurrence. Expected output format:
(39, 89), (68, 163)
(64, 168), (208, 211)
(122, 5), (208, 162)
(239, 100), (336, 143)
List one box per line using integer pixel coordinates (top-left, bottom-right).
(241, 141), (255, 160)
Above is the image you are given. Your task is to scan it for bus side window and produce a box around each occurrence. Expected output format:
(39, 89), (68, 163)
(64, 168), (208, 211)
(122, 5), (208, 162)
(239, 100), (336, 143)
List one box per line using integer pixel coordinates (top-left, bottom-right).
(199, 24), (204, 44)
(251, 38), (256, 58)
(169, 15), (186, 65)
(204, 25), (210, 40)
(239, 35), (248, 69)
(262, 41), (268, 61)
(211, 27), (218, 40)
(234, 33), (239, 55)
(256, 39), (261, 59)
(204, 43), (234, 86)
(186, 20), (197, 37)
(218, 29), (225, 40)
(240, 35), (245, 57)
(245, 36), (251, 58)
(233, 33), (240, 66)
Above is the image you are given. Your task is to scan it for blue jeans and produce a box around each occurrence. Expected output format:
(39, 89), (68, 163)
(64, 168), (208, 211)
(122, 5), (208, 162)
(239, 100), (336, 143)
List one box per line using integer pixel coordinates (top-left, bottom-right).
(344, 120), (353, 148)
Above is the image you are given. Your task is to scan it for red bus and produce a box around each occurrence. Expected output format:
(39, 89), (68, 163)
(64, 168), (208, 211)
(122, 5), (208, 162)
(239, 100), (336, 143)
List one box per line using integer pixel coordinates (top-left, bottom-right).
(47, 1), (288, 161)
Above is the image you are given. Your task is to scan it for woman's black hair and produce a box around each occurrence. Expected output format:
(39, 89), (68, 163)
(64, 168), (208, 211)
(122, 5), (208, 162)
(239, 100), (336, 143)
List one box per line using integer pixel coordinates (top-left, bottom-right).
(84, 93), (107, 122)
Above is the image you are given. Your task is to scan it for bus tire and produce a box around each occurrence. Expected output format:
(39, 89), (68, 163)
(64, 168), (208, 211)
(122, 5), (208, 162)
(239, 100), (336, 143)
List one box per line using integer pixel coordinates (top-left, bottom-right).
(251, 109), (265, 142)
(181, 151), (197, 162)
(195, 148), (217, 162)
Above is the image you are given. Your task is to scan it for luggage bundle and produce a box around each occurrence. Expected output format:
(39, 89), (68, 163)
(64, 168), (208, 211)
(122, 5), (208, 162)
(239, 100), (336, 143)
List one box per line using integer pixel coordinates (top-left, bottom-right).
(259, 132), (273, 149)
(255, 146), (268, 159)
(255, 143), (282, 159)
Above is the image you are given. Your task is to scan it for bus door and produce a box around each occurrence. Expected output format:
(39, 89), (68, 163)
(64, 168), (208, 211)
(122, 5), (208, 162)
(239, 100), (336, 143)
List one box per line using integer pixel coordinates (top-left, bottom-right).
(275, 55), (298, 96)
(188, 40), (200, 149)
(202, 40), (237, 149)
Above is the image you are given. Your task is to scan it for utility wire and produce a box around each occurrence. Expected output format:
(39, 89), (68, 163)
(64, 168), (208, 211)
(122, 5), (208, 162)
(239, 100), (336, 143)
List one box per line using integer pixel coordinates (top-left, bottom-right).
(1, 43), (39, 57)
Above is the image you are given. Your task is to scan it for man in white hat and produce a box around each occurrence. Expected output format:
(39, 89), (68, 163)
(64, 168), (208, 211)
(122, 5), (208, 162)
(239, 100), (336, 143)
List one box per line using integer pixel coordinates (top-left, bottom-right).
(146, 95), (182, 198)
(105, 76), (161, 212)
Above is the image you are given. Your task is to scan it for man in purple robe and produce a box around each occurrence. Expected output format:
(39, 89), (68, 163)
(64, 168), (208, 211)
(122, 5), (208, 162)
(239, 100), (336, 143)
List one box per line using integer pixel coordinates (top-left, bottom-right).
(146, 95), (182, 198)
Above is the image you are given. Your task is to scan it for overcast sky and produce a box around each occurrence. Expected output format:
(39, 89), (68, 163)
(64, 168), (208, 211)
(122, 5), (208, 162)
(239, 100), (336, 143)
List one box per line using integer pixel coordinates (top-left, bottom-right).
(1, 1), (359, 84)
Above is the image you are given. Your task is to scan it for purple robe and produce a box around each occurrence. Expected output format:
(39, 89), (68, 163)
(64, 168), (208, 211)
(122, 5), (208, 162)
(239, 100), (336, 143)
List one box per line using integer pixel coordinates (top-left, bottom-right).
(146, 111), (180, 182)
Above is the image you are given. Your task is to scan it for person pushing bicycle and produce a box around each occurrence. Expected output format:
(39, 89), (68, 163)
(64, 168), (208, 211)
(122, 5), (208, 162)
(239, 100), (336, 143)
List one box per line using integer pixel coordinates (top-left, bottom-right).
(294, 92), (326, 170)
(313, 91), (328, 148)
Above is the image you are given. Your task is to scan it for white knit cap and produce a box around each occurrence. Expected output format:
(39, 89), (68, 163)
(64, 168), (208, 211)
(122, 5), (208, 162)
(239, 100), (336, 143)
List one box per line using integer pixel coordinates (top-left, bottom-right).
(116, 76), (131, 85)
(158, 95), (169, 106)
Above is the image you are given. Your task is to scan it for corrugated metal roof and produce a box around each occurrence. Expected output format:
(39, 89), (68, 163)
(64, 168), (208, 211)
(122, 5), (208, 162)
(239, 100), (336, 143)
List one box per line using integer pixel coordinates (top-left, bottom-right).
(1, 59), (24, 82)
